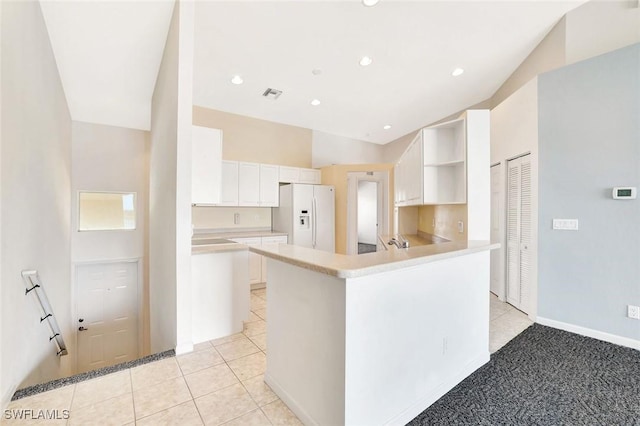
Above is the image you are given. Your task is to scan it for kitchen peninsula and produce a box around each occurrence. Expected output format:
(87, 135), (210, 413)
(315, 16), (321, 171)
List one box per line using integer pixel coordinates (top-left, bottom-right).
(251, 240), (498, 425)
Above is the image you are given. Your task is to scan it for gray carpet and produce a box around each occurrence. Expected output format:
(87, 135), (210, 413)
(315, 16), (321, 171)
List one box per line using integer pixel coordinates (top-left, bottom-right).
(408, 324), (640, 425)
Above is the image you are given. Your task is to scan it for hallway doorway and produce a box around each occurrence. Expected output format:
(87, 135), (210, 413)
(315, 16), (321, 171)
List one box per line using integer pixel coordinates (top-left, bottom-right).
(346, 171), (389, 255)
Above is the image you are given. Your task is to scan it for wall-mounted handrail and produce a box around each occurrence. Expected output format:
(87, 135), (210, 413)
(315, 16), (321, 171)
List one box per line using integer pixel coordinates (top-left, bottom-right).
(21, 270), (68, 356)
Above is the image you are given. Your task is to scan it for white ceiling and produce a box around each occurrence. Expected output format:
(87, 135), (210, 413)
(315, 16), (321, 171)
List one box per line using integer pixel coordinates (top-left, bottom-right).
(41, 0), (586, 143)
(40, 0), (175, 130)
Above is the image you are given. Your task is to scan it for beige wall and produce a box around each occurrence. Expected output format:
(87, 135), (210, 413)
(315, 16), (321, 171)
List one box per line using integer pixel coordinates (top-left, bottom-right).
(193, 106), (312, 168)
(71, 121), (150, 355)
(321, 164), (394, 255)
(417, 205), (468, 242)
(192, 206), (271, 230)
(192, 106), (313, 230)
(312, 130), (383, 168)
(1, 0), (72, 402)
(149, 0), (194, 354)
(491, 18), (566, 108)
(565, 0), (640, 65)
(381, 99), (491, 164)
(490, 0), (639, 108)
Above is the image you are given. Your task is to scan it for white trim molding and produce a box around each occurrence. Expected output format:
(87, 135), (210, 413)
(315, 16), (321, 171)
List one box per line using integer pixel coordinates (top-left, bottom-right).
(537, 317), (640, 351)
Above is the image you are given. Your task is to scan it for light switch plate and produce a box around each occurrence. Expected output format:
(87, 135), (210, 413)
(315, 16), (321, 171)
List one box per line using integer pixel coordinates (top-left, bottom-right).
(553, 219), (579, 230)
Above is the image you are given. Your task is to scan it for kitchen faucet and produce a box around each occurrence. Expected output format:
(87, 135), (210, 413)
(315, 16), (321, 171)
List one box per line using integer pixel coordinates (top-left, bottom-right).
(388, 235), (410, 249)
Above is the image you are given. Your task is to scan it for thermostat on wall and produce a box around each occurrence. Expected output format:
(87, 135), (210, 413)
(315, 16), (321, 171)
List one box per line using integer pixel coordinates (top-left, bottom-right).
(612, 187), (636, 199)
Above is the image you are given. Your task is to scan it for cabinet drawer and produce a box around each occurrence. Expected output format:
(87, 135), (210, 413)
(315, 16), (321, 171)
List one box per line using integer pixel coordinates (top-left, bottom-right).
(262, 236), (288, 245)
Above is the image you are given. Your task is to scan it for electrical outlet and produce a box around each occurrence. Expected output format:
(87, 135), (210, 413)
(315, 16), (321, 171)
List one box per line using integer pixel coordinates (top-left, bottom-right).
(553, 219), (579, 230)
(233, 213), (240, 225)
(458, 221), (464, 234)
(627, 305), (640, 320)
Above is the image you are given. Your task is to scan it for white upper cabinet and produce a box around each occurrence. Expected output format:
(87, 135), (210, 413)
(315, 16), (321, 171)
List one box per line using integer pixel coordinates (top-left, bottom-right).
(191, 126), (222, 205)
(394, 112), (484, 206)
(279, 166), (321, 184)
(422, 118), (466, 205)
(219, 161), (239, 206)
(298, 168), (321, 184)
(278, 166), (299, 183)
(238, 162), (261, 206)
(259, 164), (280, 207)
(394, 136), (422, 206)
(219, 161), (280, 207)
(200, 160), (320, 207)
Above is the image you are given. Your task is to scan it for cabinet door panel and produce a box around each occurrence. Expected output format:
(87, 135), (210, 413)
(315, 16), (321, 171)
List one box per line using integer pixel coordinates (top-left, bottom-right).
(238, 162), (260, 206)
(219, 161), (239, 206)
(230, 238), (262, 284)
(259, 164), (280, 207)
(299, 168), (321, 184)
(279, 166), (299, 183)
(191, 126), (222, 205)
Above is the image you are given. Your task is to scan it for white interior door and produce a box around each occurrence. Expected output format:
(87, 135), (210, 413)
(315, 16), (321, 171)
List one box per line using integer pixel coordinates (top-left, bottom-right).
(490, 164), (504, 299)
(506, 155), (531, 313)
(76, 261), (139, 373)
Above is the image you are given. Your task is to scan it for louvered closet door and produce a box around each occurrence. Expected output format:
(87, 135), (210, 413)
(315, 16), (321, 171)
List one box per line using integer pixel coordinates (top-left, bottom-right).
(506, 155), (531, 313)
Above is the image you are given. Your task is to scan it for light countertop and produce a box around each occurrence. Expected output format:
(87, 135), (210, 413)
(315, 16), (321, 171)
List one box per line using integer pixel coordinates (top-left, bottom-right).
(251, 240), (499, 279)
(191, 239), (248, 255)
(192, 229), (288, 240)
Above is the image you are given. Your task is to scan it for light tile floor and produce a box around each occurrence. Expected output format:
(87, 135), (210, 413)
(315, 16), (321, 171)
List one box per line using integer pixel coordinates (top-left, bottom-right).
(4, 290), (531, 425)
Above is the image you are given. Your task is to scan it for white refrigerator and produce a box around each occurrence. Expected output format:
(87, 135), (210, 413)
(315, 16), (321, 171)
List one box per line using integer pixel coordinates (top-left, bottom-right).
(272, 184), (335, 252)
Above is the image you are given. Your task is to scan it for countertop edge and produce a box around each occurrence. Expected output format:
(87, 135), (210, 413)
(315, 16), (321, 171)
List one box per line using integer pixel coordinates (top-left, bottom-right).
(251, 241), (500, 279)
(191, 244), (249, 255)
(192, 230), (288, 240)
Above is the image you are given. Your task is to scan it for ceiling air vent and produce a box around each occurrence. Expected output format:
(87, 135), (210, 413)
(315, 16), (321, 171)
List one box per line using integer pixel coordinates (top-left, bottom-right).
(262, 88), (283, 100)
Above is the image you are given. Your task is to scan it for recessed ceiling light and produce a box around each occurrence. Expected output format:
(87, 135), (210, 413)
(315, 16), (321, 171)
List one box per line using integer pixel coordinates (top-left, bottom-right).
(311, 99), (321, 106)
(359, 56), (373, 67)
(231, 75), (243, 85)
(451, 68), (464, 77)
(362, 0), (379, 6)
(383, 125), (392, 130)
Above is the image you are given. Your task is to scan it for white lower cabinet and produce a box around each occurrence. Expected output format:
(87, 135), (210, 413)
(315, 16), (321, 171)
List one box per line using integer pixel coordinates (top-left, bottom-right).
(191, 249), (249, 343)
(231, 235), (288, 285)
(231, 237), (262, 284)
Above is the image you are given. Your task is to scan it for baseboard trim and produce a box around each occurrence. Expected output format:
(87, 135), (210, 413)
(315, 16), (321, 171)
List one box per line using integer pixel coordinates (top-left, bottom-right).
(384, 352), (490, 426)
(264, 372), (319, 426)
(266, 352), (490, 426)
(2, 385), (17, 412)
(537, 317), (640, 350)
(175, 343), (194, 355)
(251, 282), (266, 290)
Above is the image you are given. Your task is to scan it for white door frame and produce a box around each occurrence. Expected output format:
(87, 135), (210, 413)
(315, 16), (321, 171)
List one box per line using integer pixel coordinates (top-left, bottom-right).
(490, 162), (506, 301)
(492, 151), (538, 322)
(73, 257), (143, 373)
(346, 171), (390, 255)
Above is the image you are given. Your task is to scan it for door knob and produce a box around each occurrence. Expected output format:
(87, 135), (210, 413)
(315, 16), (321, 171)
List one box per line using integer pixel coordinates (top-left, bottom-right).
(78, 326), (89, 331)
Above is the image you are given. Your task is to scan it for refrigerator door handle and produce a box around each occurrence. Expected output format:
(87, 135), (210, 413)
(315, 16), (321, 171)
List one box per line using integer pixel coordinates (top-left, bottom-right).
(312, 196), (317, 248)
